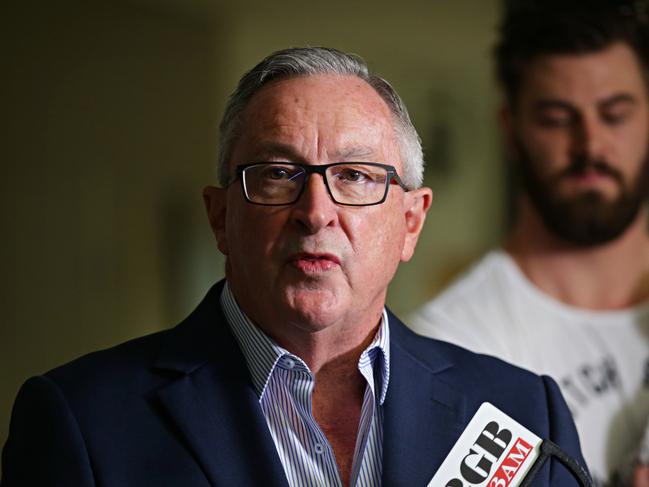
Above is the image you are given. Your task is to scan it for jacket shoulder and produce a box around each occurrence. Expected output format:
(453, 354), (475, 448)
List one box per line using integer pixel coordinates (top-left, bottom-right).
(45, 329), (169, 390)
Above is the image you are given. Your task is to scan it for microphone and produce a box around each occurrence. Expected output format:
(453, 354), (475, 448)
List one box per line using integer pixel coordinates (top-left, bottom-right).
(427, 402), (594, 487)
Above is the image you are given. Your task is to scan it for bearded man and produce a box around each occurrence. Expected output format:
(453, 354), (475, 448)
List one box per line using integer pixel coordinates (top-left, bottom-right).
(410, 2), (649, 486)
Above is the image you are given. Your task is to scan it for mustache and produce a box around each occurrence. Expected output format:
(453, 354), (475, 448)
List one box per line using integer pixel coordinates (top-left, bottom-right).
(560, 156), (624, 184)
(511, 135), (624, 185)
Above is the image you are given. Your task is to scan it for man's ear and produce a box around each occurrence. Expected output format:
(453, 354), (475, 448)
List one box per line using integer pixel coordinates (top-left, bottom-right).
(203, 186), (229, 255)
(401, 187), (433, 262)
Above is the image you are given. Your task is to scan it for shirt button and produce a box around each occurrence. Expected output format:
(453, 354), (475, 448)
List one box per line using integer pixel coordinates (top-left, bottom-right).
(314, 443), (324, 454)
(285, 358), (296, 369)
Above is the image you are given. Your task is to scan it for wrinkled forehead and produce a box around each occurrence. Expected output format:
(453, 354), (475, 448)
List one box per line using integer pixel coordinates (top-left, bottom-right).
(230, 74), (402, 169)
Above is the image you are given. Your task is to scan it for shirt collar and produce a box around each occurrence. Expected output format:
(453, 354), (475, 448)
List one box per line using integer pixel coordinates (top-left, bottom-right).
(220, 281), (391, 405)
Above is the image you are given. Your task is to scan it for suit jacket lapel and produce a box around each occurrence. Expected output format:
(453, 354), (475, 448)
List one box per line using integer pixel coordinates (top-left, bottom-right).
(152, 283), (289, 487)
(382, 316), (468, 487)
(149, 287), (469, 487)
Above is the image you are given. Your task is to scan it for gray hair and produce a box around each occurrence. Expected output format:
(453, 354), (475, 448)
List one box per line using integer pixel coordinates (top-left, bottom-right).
(217, 47), (424, 189)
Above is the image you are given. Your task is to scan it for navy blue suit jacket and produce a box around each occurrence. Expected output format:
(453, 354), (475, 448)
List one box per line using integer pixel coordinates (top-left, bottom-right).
(2, 282), (587, 486)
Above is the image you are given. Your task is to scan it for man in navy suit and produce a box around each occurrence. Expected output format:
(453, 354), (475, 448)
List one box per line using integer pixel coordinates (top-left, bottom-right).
(2, 47), (588, 486)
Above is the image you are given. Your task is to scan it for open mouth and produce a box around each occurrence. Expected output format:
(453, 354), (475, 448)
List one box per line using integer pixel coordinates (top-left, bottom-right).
(289, 253), (340, 272)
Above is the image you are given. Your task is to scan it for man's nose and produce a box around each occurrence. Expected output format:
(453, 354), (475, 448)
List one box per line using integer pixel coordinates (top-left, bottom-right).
(572, 116), (612, 162)
(290, 174), (338, 234)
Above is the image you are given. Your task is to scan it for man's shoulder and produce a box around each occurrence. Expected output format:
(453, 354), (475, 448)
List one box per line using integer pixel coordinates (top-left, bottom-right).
(392, 313), (540, 385)
(388, 315), (587, 485)
(391, 315), (576, 431)
(407, 251), (519, 346)
(39, 283), (228, 402)
(425, 250), (513, 314)
(7, 326), (179, 448)
(45, 328), (170, 393)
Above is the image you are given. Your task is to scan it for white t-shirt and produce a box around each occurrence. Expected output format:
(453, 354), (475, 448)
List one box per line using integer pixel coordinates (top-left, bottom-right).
(409, 250), (649, 486)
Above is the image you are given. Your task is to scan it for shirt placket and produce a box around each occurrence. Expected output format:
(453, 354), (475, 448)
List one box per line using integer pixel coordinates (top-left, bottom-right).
(351, 351), (381, 487)
(286, 361), (342, 487)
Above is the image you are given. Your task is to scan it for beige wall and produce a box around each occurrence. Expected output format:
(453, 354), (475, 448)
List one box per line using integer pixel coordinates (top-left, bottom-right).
(1, 0), (505, 448)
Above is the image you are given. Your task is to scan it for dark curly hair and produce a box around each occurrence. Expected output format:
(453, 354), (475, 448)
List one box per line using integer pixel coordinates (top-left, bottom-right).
(495, 0), (649, 106)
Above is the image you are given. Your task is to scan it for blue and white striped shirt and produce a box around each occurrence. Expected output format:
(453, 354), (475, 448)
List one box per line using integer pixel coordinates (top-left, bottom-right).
(221, 282), (390, 487)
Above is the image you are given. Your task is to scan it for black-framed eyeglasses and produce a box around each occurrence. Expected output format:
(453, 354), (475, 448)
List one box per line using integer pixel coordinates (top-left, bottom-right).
(228, 162), (410, 206)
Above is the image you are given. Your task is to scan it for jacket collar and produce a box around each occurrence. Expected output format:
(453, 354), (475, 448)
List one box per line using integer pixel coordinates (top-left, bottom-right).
(152, 281), (289, 487)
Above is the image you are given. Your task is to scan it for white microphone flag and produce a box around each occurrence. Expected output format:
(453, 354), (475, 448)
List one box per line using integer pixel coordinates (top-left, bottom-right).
(427, 402), (542, 487)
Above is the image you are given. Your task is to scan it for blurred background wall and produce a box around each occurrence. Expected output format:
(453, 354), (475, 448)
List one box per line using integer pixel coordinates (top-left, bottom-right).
(1, 0), (506, 447)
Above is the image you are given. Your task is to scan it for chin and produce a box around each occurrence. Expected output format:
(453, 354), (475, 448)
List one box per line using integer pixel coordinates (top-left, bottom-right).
(284, 288), (345, 329)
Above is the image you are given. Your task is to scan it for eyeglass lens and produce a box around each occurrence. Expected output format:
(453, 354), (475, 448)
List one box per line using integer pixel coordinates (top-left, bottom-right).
(242, 163), (391, 205)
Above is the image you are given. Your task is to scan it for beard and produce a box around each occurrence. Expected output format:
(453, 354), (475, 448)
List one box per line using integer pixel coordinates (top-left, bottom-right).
(514, 137), (649, 246)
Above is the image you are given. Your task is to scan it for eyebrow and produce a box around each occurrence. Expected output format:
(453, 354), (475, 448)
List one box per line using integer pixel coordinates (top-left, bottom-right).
(532, 93), (638, 112)
(598, 93), (637, 111)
